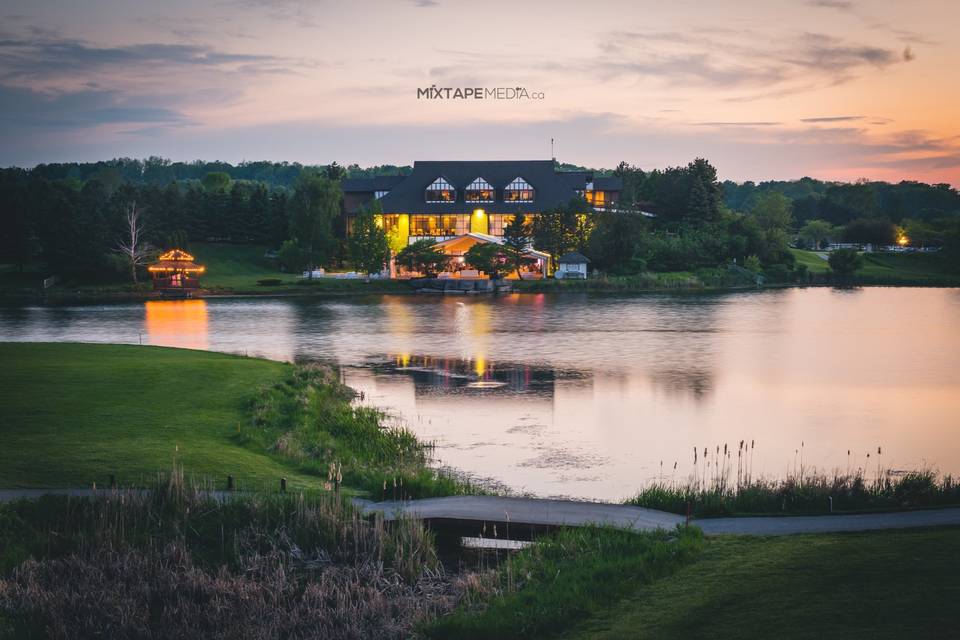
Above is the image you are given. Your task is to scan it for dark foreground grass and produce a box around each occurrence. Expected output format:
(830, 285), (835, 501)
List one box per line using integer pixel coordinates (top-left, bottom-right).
(0, 472), (480, 639)
(424, 526), (704, 640)
(628, 471), (960, 517)
(0, 343), (470, 498)
(562, 526), (960, 640)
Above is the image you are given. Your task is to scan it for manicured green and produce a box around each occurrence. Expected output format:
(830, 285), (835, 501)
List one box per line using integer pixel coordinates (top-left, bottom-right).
(789, 248), (830, 273)
(194, 242), (407, 293)
(0, 342), (325, 490)
(424, 526), (704, 640)
(857, 252), (960, 284)
(562, 527), (960, 640)
(790, 248), (960, 284)
(191, 242), (291, 290)
(0, 342), (470, 498)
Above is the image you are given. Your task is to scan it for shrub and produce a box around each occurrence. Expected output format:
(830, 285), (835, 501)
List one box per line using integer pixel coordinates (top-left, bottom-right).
(257, 278), (283, 286)
(828, 247), (864, 278)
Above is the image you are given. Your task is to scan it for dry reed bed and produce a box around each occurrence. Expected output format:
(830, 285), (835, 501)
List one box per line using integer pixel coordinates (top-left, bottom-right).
(0, 470), (496, 639)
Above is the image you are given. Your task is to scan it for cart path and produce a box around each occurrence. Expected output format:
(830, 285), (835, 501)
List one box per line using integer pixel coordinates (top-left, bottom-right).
(3, 490), (960, 536)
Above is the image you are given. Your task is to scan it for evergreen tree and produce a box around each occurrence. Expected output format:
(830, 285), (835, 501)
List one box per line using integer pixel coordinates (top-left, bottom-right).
(502, 214), (531, 278)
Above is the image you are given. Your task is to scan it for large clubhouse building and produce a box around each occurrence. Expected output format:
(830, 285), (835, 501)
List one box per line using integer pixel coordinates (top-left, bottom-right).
(341, 160), (622, 278)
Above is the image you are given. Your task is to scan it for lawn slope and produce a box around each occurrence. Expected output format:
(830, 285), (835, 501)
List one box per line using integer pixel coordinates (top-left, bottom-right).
(563, 527), (960, 640)
(0, 342), (320, 490)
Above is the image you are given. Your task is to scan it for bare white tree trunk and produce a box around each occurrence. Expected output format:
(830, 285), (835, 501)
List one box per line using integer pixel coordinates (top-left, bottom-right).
(114, 202), (148, 284)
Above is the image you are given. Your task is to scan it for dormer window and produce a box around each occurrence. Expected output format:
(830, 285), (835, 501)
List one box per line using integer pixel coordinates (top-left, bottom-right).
(465, 177), (494, 203)
(374, 190), (388, 199)
(425, 177), (456, 203)
(504, 177), (534, 202)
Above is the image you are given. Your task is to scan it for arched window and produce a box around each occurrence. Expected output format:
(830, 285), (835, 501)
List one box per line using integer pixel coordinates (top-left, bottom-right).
(504, 177), (534, 202)
(465, 177), (494, 203)
(425, 177), (456, 203)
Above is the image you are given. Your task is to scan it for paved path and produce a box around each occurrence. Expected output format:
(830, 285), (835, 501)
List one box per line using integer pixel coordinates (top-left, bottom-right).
(357, 495), (686, 532)
(3, 490), (960, 536)
(697, 507), (960, 536)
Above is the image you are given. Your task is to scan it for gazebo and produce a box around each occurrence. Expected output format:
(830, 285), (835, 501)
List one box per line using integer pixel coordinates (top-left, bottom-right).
(148, 249), (205, 294)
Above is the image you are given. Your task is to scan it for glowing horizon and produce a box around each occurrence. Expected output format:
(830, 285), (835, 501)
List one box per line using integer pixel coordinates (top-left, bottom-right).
(1, 0), (959, 185)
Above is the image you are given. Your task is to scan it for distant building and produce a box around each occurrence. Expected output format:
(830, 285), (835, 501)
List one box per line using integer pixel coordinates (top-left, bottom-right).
(148, 249), (204, 296)
(342, 160), (621, 278)
(555, 251), (590, 279)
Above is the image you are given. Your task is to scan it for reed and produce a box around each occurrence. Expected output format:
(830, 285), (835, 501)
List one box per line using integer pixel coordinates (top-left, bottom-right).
(629, 467), (959, 517)
(0, 469), (476, 639)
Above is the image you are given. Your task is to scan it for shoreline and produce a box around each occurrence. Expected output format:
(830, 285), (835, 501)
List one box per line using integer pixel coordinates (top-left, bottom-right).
(3, 278), (960, 305)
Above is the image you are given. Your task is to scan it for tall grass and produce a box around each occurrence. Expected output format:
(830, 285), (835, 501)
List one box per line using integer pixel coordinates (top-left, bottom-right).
(0, 470), (487, 639)
(424, 525), (703, 640)
(239, 362), (480, 499)
(629, 469), (960, 517)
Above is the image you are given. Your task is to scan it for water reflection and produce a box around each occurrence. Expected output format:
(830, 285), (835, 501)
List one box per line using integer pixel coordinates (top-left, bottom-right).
(2, 287), (960, 500)
(144, 300), (209, 350)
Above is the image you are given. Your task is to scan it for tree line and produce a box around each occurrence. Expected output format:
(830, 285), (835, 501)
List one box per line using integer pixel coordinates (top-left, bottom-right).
(2, 157), (959, 282)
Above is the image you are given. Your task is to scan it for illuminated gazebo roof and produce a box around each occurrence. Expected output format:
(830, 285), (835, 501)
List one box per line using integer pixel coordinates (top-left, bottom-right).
(148, 249), (205, 274)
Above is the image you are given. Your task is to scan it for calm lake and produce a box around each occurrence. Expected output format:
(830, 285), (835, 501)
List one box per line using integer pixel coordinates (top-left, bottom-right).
(3, 287), (960, 501)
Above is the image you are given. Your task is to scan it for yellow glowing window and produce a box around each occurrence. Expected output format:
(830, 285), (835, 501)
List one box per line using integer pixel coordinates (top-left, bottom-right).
(504, 177), (534, 202)
(465, 177), (495, 203)
(425, 177), (456, 203)
(585, 190), (606, 207)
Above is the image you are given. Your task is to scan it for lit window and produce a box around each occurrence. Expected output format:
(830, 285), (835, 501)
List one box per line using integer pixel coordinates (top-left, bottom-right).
(465, 177), (494, 203)
(374, 190), (388, 199)
(585, 190), (606, 208)
(425, 177), (456, 203)
(380, 214), (400, 234)
(411, 214), (468, 236)
(504, 177), (534, 202)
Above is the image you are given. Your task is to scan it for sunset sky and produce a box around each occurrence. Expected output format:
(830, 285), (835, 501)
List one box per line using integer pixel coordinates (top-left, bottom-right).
(2, 0), (958, 184)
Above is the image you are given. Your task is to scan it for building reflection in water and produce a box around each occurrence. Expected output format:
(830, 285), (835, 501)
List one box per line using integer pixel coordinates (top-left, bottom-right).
(343, 352), (718, 500)
(143, 300), (209, 350)
(382, 353), (559, 396)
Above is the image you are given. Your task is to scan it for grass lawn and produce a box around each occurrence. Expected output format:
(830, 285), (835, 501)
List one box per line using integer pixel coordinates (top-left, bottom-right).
(562, 527), (960, 640)
(190, 242), (295, 291)
(425, 526), (704, 640)
(789, 248), (830, 273)
(0, 342), (324, 491)
(790, 248), (960, 284)
(858, 252), (960, 284)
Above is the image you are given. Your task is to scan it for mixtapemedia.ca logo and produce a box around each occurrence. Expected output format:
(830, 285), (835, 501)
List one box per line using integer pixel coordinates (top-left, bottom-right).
(416, 85), (545, 101)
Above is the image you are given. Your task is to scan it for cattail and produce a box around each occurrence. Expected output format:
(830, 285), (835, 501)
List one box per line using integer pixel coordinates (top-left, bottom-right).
(878, 446), (882, 455)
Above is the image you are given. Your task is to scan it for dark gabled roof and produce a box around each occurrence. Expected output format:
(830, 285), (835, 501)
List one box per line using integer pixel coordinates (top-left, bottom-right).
(341, 175), (406, 192)
(341, 163), (622, 214)
(372, 161), (602, 214)
(559, 251), (590, 264)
